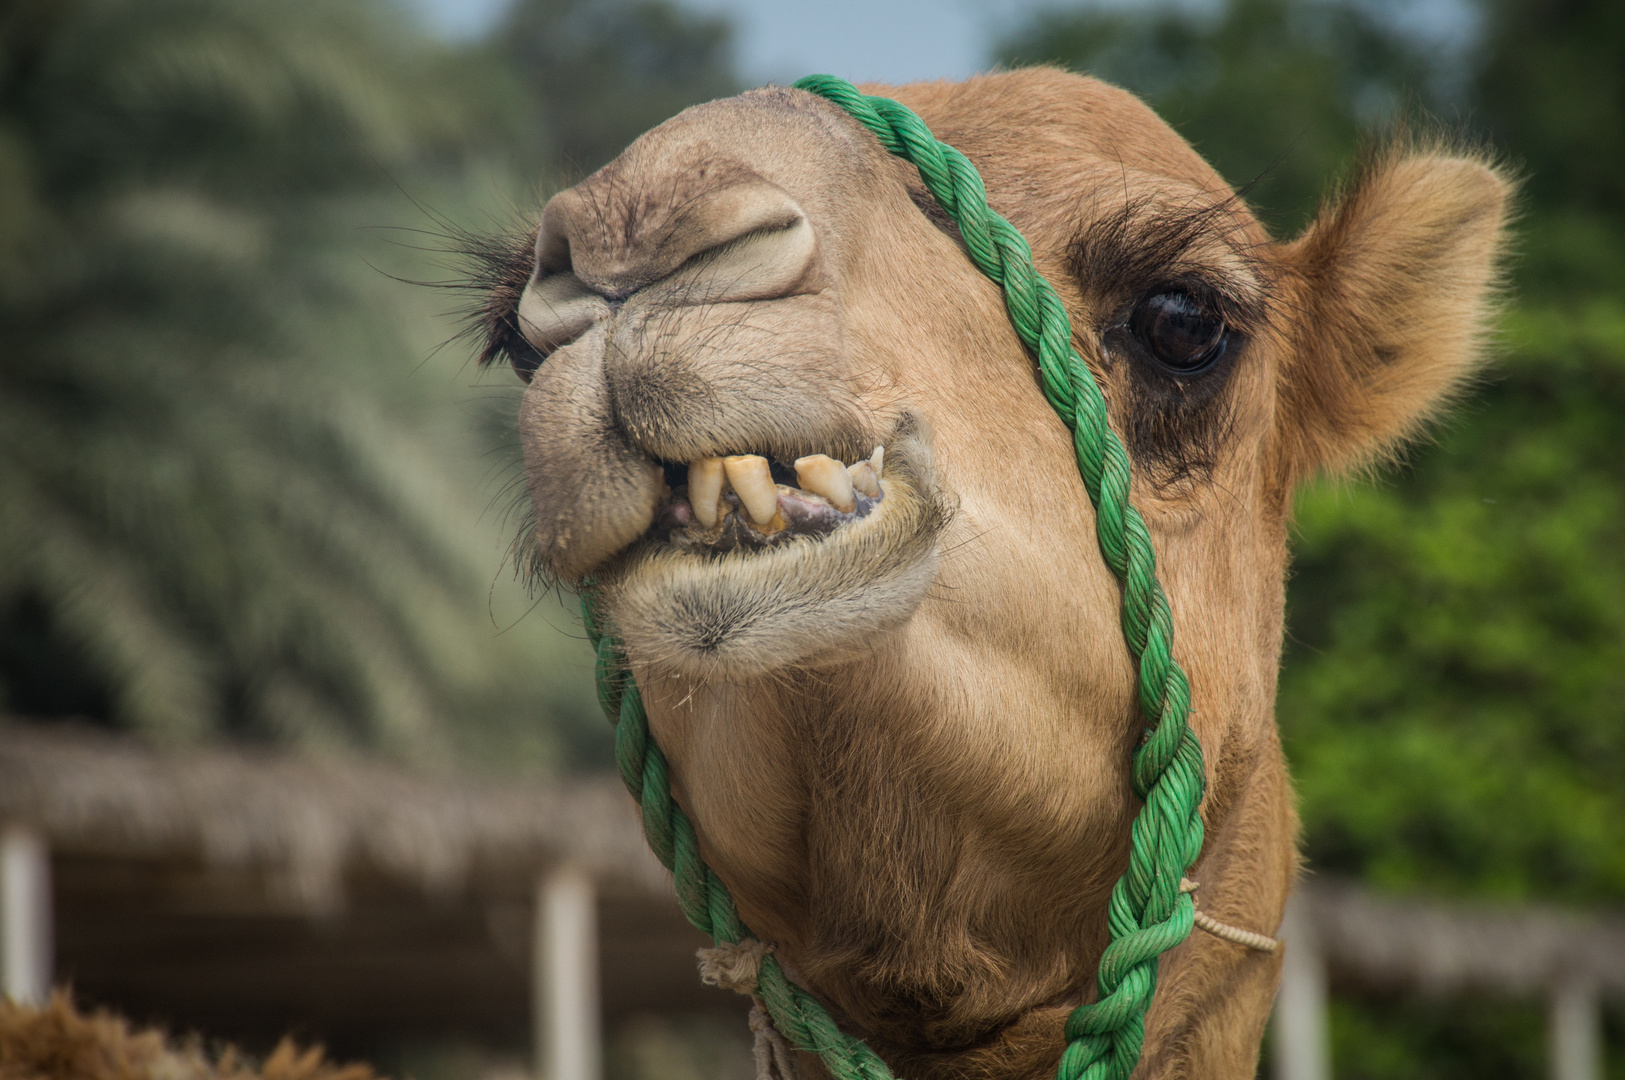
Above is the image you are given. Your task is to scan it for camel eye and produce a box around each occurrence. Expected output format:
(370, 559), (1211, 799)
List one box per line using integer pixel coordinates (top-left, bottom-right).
(1130, 291), (1227, 374)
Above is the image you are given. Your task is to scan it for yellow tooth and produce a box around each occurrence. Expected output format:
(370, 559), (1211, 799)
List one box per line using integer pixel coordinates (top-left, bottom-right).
(794, 454), (855, 513)
(848, 460), (880, 499)
(688, 458), (725, 529)
(723, 455), (779, 525)
(870, 444), (885, 476)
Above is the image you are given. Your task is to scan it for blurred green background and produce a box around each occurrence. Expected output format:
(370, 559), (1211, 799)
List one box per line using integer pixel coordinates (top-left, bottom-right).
(1, 0), (1620, 1076)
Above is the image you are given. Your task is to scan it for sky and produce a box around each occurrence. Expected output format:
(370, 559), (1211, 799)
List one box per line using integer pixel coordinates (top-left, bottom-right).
(668, 0), (1113, 84)
(408, 0), (1477, 85)
(407, 0), (1180, 83)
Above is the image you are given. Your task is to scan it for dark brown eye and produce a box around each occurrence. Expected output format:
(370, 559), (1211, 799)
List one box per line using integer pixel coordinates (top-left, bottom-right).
(1130, 291), (1227, 374)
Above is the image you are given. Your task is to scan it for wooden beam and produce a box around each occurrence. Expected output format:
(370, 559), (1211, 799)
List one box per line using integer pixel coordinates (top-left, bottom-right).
(1548, 976), (1601, 1080)
(1300, 882), (1625, 997)
(535, 865), (600, 1080)
(1273, 898), (1331, 1080)
(1, 825), (51, 1005)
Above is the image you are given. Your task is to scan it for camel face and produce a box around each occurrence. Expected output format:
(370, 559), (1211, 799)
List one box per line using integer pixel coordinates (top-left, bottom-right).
(511, 84), (955, 675)
(479, 68), (1507, 1080)
(509, 74), (1275, 681)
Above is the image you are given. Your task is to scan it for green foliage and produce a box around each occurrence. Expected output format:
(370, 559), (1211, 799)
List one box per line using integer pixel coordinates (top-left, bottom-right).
(500, 0), (739, 179)
(1282, 300), (1625, 903)
(1324, 992), (1546, 1080)
(1473, 0), (1625, 298)
(997, 0), (1438, 233)
(0, 0), (599, 766)
(1474, 0), (1625, 220)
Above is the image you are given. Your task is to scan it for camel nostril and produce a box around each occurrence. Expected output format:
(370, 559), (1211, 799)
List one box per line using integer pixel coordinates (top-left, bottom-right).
(662, 211), (817, 306)
(516, 273), (611, 357)
(537, 173), (818, 307)
(507, 333), (546, 383)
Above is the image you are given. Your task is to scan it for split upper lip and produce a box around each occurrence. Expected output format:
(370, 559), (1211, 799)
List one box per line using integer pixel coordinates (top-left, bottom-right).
(651, 447), (887, 553)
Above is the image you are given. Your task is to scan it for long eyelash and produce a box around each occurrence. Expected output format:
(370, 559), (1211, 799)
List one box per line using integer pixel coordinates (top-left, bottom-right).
(428, 219), (539, 369)
(1069, 193), (1275, 331)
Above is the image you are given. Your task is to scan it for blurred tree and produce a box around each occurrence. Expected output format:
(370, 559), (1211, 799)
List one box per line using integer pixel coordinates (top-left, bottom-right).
(1284, 302), (1625, 905)
(0, 0), (598, 766)
(1473, 0), (1625, 297)
(1475, 0), (1624, 217)
(499, 0), (740, 180)
(998, 0), (1438, 233)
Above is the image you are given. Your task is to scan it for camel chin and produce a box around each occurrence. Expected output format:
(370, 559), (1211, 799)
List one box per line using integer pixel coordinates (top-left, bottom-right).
(600, 420), (950, 678)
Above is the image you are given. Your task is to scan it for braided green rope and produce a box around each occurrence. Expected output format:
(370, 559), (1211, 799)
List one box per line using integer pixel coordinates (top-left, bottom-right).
(580, 75), (1207, 1080)
(583, 594), (893, 1080)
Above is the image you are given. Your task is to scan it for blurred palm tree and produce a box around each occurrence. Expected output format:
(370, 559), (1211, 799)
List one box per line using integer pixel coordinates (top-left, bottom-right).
(0, 0), (595, 765)
(501, 0), (740, 178)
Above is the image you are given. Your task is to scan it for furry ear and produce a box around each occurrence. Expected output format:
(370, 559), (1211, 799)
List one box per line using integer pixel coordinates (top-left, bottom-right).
(1271, 144), (1513, 482)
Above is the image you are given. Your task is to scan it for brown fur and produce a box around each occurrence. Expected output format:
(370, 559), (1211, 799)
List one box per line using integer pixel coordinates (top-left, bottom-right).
(482, 67), (1511, 1079)
(0, 994), (377, 1080)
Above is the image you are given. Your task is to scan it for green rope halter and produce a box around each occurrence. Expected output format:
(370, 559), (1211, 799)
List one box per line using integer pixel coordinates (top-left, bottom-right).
(581, 75), (1207, 1080)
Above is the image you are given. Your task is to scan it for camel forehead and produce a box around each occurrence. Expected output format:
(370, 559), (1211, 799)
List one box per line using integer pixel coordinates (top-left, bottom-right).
(581, 69), (1247, 244)
(880, 68), (1235, 197)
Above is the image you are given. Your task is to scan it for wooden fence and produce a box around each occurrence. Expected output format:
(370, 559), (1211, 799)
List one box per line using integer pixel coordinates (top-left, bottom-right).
(2, 727), (1620, 1080)
(1274, 882), (1625, 1080)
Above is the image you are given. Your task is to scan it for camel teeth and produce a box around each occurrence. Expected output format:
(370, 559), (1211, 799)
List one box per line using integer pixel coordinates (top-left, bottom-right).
(848, 460), (880, 499)
(869, 445), (884, 477)
(794, 454), (855, 513)
(723, 455), (779, 526)
(688, 457), (725, 529)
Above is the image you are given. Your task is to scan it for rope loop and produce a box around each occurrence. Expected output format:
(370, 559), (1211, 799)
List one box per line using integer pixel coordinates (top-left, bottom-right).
(575, 75), (1210, 1080)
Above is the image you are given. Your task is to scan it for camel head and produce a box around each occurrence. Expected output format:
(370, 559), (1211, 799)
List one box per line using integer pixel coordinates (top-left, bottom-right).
(473, 68), (1509, 1080)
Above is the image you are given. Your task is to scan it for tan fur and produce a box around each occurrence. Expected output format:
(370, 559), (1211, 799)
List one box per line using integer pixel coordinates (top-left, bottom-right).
(1271, 138), (1511, 484)
(0, 993), (377, 1080)
(495, 67), (1511, 1079)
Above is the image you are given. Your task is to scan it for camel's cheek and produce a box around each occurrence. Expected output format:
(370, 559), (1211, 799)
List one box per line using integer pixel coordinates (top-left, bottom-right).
(517, 325), (664, 583)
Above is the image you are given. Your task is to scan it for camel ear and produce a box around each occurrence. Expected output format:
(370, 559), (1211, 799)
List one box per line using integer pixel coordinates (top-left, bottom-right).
(1272, 147), (1513, 481)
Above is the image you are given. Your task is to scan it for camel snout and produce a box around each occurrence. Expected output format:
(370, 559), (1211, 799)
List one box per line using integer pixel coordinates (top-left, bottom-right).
(532, 175), (819, 305)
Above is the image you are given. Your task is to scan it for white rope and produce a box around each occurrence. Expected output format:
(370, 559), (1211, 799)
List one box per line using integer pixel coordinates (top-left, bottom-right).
(1180, 878), (1280, 953)
(697, 938), (773, 993)
(697, 939), (800, 1080)
(749, 1000), (801, 1080)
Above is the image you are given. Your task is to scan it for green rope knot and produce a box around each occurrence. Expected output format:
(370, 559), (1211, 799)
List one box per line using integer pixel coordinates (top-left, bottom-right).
(579, 75), (1208, 1080)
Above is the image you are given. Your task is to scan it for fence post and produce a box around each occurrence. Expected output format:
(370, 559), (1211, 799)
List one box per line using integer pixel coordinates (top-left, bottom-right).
(1273, 896), (1331, 1080)
(1548, 975), (1601, 1080)
(1, 824), (51, 1006)
(534, 864), (601, 1080)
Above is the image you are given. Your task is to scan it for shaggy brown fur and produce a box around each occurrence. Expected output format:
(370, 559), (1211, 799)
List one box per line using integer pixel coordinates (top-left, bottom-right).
(478, 67), (1511, 1079)
(0, 994), (377, 1080)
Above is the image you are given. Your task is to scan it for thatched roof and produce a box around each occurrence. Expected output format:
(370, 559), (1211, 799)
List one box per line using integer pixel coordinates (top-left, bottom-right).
(0, 726), (664, 912)
(1298, 880), (1625, 997)
(7, 726), (1621, 1001)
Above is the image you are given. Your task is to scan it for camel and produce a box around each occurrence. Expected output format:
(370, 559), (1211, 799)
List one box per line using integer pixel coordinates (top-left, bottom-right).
(0, 994), (376, 1080)
(473, 68), (1510, 1079)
